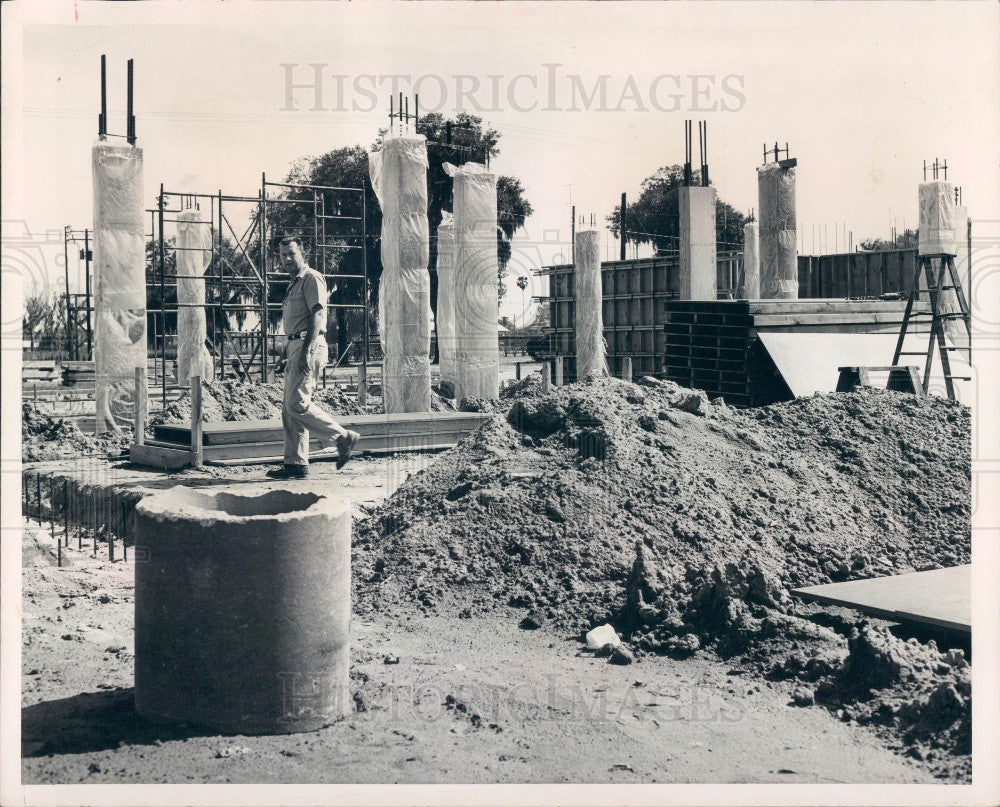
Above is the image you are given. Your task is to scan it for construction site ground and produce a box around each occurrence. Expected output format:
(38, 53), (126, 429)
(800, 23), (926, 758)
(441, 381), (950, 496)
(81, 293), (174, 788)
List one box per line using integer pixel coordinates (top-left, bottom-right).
(20, 368), (972, 785)
(21, 453), (940, 785)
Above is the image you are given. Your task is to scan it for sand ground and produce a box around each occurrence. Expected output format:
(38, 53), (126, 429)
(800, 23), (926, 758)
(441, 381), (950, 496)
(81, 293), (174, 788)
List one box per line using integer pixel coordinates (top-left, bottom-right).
(20, 452), (938, 785)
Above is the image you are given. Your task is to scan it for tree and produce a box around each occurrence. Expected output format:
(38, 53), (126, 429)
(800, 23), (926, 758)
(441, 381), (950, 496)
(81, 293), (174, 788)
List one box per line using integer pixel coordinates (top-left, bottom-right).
(496, 175), (534, 302)
(606, 165), (745, 255)
(281, 114), (533, 354)
(859, 228), (918, 251)
(378, 112), (534, 304)
(272, 146), (376, 359)
(23, 292), (65, 352)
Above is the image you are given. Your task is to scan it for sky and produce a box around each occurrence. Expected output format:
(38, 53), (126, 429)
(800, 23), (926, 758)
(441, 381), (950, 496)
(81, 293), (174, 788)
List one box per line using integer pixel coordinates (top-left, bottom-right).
(4, 0), (999, 323)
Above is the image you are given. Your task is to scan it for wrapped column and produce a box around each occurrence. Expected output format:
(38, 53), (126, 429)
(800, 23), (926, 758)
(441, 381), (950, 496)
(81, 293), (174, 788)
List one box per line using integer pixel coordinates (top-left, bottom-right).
(176, 208), (214, 385)
(677, 186), (718, 300)
(435, 211), (457, 392)
(757, 163), (798, 299)
(742, 220), (760, 299)
(918, 181), (956, 256)
(446, 162), (500, 401)
(92, 140), (147, 433)
(918, 182), (967, 349)
(369, 136), (432, 413)
(574, 229), (607, 378)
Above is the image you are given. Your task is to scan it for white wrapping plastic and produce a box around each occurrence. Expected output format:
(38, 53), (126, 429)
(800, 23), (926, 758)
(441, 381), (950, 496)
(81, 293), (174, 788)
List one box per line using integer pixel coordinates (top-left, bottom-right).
(757, 163), (798, 299)
(92, 141), (147, 433)
(435, 211), (457, 387)
(574, 229), (607, 378)
(918, 181), (956, 256)
(743, 221), (760, 300)
(446, 162), (500, 401)
(369, 136), (432, 413)
(176, 208), (214, 385)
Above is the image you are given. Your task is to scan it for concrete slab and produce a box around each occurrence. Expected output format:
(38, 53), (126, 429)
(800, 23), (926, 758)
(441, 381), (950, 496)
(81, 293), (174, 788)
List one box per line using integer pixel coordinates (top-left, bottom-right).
(792, 565), (970, 634)
(757, 331), (973, 404)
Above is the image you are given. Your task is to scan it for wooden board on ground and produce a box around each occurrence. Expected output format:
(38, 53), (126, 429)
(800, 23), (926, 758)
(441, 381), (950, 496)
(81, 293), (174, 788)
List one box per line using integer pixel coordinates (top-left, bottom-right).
(133, 410), (493, 468)
(152, 411), (492, 446)
(791, 565), (971, 634)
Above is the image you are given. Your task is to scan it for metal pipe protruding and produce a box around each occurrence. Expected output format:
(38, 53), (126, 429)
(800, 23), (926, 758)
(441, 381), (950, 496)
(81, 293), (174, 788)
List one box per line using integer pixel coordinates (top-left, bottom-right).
(127, 58), (135, 144)
(99, 54), (107, 136)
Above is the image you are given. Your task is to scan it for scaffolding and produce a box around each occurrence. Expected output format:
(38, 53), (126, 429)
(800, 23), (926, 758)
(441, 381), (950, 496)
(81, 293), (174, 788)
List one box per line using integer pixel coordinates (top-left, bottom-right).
(147, 175), (370, 407)
(62, 227), (93, 361)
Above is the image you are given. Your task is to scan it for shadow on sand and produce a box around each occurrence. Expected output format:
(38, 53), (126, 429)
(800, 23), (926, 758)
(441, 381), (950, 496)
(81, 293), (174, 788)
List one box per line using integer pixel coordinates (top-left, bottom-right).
(22, 688), (216, 757)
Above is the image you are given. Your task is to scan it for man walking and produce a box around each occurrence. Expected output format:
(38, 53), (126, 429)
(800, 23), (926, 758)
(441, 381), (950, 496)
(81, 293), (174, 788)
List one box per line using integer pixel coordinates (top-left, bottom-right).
(266, 236), (359, 480)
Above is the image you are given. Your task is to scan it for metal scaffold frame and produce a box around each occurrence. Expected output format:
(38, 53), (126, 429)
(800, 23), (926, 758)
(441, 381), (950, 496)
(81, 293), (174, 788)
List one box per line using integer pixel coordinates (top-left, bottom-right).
(148, 174), (370, 407)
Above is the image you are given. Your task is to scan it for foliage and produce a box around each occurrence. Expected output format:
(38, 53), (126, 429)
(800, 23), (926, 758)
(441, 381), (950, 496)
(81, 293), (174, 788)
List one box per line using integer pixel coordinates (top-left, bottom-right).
(22, 292), (66, 350)
(606, 165), (746, 254)
(859, 228), (919, 251)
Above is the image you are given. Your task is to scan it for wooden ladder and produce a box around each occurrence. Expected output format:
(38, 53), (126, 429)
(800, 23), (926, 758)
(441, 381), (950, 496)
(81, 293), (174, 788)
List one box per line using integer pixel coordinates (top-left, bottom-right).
(891, 253), (971, 400)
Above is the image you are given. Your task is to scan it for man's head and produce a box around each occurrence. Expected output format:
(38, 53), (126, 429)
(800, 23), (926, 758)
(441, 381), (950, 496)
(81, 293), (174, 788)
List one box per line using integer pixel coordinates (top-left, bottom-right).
(278, 236), (308, 276)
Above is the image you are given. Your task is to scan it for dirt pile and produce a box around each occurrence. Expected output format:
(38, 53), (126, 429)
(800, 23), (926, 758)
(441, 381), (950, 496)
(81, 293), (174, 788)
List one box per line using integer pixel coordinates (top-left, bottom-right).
(765, 620), (972, 780)
(825, 625), (971, 773)
(353, 376), (971, 777)
(22, 403), (131, 462)
(149, 380), (365, 425)
(355, 377), (969, 628)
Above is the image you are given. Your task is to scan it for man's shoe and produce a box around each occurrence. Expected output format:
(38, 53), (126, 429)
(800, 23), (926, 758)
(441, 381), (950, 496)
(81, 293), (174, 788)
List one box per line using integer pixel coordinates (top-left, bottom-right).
(266, 464), (309, 480)
(336, 430), (360, 470)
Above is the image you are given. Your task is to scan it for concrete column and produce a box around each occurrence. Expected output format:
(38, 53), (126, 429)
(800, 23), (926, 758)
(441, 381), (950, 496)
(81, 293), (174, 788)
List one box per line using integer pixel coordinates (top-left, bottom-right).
(620, 355), (632, 382)
(449, 162), (500, 401)
(918, 183), (966, 349)
(918, 181), (956, 257)
(554, 356), (564, 387)
(757, 163), (798, 299)
(435, 212), (457, 389)
(742, 221), (760, 300)
(370, 136), (431, 413)
(574, 229), (607, 378)
(678, 186), (718, 300)
(540, 362), (551, 393)
(92, 140), (146, 433)
(176, 208), (213, 385)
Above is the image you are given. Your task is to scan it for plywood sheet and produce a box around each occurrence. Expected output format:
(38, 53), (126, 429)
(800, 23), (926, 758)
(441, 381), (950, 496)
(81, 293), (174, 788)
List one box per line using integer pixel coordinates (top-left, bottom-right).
(792, 565), (970, 634)
(757, 331), (972, 403)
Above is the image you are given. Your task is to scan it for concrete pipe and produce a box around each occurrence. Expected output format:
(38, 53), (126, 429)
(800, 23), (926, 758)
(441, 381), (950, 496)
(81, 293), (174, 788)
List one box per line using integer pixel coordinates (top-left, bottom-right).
(134, 483), (351, 734)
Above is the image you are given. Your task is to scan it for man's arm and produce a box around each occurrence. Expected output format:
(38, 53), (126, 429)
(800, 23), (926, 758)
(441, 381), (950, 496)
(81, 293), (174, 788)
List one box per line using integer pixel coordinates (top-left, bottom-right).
(299, 272), (328, 370)
(299, 304), (325, 369)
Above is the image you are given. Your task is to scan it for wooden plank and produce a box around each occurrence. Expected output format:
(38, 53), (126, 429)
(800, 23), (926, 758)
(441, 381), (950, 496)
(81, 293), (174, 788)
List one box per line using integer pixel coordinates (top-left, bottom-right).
(747, 300), (918, 315)
(662, 301), (750, 313)
(129, 443), (194, 470)
(203, 432), (469, 462)
(153, 411), (492, 445)
(751, 312), (924, 329)
(792, 565), (970, 634)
